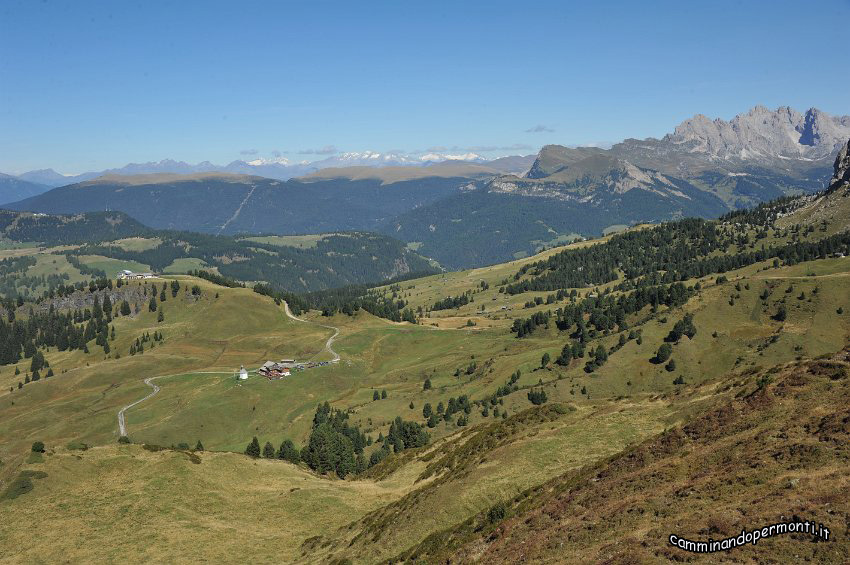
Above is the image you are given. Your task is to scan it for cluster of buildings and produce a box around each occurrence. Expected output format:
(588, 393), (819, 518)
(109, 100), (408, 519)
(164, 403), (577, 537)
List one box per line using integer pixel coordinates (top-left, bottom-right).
(237, 358), (334, 382)
(118, 269), (156, 280)
(258, 359), (297, 379)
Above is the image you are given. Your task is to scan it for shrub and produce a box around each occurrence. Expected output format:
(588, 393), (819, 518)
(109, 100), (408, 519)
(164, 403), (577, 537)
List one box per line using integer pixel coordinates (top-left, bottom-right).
(487, 502), (508, 524)
(31, 441), (45, 453)
(527, 389), (548, 405)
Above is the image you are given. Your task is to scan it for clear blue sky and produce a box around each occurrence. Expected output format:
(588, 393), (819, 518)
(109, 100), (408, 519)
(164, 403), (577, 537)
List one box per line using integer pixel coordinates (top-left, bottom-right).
(1, 0), (848, 174)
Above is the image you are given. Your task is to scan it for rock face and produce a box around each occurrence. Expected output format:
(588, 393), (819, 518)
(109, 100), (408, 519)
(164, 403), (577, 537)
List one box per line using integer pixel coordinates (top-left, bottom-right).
(666, 106), (850, 162)
(828, 138), (850, 193)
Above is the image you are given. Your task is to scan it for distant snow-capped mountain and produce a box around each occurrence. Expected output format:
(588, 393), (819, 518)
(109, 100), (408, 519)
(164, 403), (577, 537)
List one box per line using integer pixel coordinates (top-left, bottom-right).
(420, 152), (483, 162)
(309, 151), (421, 168)
(10, 151), (495, 187)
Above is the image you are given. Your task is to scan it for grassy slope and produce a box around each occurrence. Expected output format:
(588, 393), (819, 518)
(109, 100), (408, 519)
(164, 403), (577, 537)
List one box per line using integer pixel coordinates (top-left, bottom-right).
(0, 278), (330, 457)
(0, 445), (410, 563)
(76, 254), (152, 278)
(0, 255), (847, 562)
(410, 351), (850, 564)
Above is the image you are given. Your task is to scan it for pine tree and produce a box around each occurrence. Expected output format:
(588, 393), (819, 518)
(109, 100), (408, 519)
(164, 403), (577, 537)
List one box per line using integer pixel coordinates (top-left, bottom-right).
(195, 440), (204, 451)
(654, 343), (672, 364)
(245, 437), (261, 458)
(263, 441), (276, 458)
(277, 439), (301, 464)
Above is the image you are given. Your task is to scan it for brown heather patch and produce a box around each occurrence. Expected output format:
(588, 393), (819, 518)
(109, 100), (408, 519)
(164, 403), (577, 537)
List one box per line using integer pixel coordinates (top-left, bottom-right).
(392, 349), (850, 564)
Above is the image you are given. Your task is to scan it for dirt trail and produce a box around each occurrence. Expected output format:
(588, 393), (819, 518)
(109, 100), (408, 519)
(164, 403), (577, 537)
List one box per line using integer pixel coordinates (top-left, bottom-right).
(117, 371), (231, 437)
(753, 271), (850, 280)
(282, 301), (340, 362)
(117, 301), (343, 437)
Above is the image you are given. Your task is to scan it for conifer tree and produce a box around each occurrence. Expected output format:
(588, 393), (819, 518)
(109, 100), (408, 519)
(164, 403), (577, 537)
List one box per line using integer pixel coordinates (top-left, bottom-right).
(245, 437), (261, 458)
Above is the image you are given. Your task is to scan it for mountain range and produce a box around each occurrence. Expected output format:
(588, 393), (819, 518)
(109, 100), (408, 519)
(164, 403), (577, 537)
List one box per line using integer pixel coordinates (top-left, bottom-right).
(3, 151), (537, 193)
(0, 173), (50, 203)
(4, 105), (848, 268)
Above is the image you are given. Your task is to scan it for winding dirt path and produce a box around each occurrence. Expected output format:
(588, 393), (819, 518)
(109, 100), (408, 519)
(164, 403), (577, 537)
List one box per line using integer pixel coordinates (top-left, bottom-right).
(117, 371), (232, 437)
(117, 300), (342, 437)
(282, 301), (341, 362)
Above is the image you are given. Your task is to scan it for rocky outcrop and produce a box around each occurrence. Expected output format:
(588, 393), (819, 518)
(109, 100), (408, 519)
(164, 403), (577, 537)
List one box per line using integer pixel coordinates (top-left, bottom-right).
(828, 138), (850, 194)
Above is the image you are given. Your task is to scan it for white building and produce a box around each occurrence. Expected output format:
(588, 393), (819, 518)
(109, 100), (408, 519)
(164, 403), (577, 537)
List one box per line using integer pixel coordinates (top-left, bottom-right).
(238, 365), (249, 380)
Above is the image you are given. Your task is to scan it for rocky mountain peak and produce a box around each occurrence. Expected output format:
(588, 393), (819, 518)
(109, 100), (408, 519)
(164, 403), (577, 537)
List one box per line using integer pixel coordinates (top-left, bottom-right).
(665, 105), (850, 162)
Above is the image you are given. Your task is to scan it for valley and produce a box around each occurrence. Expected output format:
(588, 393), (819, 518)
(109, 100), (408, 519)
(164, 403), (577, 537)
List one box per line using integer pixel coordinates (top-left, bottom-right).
(1, 147), (849, 561)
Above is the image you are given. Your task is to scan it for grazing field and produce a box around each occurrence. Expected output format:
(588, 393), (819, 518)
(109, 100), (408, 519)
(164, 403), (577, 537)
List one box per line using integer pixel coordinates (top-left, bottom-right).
(76, 254), (152, 278)
(105, 236), (163, 251)
(241, 234), (328, 248)
(0, 444), (410, 563)
(162, 257), (208, 273)
(0, 279), (330, 457)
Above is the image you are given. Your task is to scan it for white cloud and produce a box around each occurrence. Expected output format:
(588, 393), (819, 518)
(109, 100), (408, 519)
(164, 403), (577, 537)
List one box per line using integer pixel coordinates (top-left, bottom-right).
(525, 125), (555, 133)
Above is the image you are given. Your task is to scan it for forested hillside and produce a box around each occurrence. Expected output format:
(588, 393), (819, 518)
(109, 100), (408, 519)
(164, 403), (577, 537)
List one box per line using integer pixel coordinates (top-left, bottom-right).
(6, 173), (474, 234)
(0, 209), (439, 293)
(0, 210), (149, 244)
(70, 231), (438, 291)
(381, 180), (728, 268)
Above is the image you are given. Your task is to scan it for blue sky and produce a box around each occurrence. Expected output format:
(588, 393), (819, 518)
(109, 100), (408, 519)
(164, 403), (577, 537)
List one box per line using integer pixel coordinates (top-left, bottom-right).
(1, 0), (849, 174)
